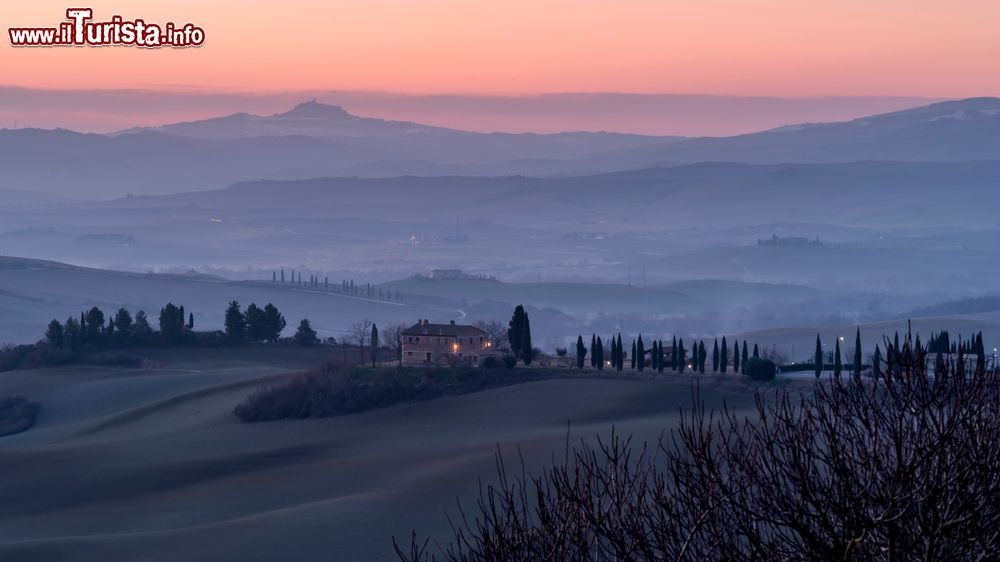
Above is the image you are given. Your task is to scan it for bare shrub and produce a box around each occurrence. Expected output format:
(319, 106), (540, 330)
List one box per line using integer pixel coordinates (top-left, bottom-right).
(397, 329), (1000, 561)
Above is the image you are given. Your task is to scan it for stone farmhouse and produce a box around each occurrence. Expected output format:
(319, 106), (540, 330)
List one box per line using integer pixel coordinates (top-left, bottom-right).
(401, 319), (496, 366)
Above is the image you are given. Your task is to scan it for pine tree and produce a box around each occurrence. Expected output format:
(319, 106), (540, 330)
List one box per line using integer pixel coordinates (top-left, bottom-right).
(244, 303), (266, 342)
(576, 335), (586, 370)
(224, 300), (246, 342)
(64, 317), (81, 351)
(814, 335), (823, 378)
(293, 318), (319, 346)
(263, 303), (286, 342)
(45, 319), (64, 349)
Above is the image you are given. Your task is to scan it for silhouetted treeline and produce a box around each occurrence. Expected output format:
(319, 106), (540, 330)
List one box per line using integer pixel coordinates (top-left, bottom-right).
(1, 301), (322, 372)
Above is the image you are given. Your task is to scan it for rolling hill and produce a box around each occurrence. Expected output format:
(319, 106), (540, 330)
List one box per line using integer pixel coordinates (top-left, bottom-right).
(0, 257), (458, 345)
(582, 97), (1000, 167)
(3, 98), (1000, 200)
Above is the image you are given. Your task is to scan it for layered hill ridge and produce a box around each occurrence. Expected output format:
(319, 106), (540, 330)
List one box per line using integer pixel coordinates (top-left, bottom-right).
(1, 98), (999, 199)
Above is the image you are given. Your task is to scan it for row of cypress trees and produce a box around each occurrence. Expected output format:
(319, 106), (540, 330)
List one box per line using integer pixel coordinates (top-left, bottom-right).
(573, 332), (761, 374)
(813, 327), (989, 380)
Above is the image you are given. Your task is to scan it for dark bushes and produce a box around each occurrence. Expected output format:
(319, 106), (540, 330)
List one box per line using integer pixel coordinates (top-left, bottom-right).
(83, 351), (145, 368)
(743, 357), (776, 381)
(235, 364), (548, 422)
(0, 397), (42, 437)
(397, 332), (1000, 561)
(0, 344), (78, 372)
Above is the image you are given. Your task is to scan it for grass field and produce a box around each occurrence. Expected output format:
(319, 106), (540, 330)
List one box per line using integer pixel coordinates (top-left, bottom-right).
(0, 347), (763, 561)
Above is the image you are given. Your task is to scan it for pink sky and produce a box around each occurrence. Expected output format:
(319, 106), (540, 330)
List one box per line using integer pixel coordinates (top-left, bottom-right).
(2, 0), (998, 97)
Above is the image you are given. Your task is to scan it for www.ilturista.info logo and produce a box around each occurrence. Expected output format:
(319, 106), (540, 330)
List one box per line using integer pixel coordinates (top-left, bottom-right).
(8, 8), (205, 48)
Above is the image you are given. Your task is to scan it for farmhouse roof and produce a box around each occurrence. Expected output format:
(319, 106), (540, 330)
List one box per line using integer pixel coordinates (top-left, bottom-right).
(402, 319), (487, 338)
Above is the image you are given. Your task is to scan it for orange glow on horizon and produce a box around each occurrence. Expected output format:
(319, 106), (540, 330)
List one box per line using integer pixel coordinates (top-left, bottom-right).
(1, 0), (998, 98)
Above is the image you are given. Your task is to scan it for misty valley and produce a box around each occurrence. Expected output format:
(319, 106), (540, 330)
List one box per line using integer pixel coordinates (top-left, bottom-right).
(3, 96), (1000, 561)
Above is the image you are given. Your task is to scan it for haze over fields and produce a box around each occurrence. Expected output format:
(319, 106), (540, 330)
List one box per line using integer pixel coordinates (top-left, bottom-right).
(2, 96), (1000, 351)
(5, 0), (1000, 558)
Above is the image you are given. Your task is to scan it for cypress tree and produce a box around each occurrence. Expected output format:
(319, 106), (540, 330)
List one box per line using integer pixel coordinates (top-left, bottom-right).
(721, 336), (728, 374)
(976, 332), (986, 373)
(631, 340), (637, 370)
(658, 340), (666, 373)
(698, 341), (706, 374)
(872, 344), (883, 380)
(576, 335), (586, 370)
(371, 324), (379, 367)
(814, 335), (823, 378)
(590, 334), (598, 368)
(834, 339), (843, 378)
(651, 340), (658, 371)
(521, 313), (532, 365)
(508, 305), (528, 360)
(671, 336), (678, 372)
(712, 339), (719, 372)
(637, 335), (645, 372)
(733, 340), (740, 374)
(610, 336), (618, 369)
(741, 341), (749, 374)
(615, 332), (625, 372)
(853, 327), (863, 379)
(677, 338), (686, 374)
(752, 343), (759, 359)
(596, 336), (604, 370)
